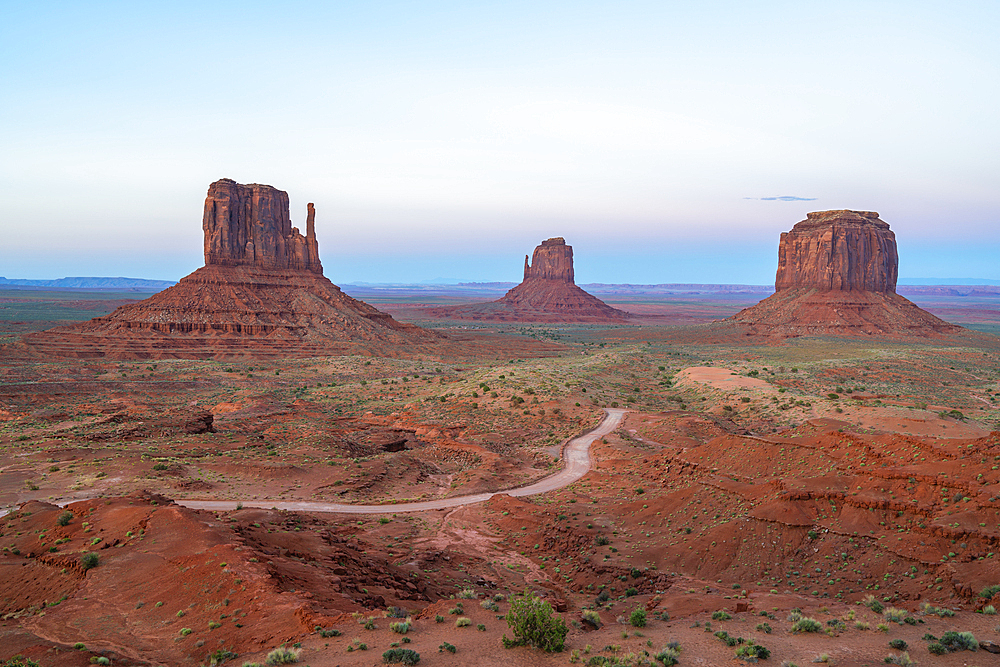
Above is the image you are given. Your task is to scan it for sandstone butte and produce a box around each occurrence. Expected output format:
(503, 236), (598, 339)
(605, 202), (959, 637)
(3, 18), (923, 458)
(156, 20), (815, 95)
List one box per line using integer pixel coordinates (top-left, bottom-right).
(430, 237), (629, 323)
(20, 179), (437, 360)
(730, 210), (961, 337)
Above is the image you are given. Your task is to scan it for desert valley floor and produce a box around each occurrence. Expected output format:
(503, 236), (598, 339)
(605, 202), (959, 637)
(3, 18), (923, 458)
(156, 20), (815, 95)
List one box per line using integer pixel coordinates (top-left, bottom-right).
(2, 288), (1000, 666)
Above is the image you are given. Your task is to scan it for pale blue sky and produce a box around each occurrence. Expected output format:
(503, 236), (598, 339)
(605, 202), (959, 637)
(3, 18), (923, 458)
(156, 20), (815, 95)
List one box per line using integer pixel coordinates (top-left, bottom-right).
(2, 1), (997, 283)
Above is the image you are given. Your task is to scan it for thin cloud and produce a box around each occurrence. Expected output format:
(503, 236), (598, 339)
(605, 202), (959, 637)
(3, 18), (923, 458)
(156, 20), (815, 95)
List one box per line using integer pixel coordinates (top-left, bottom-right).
(744, 196), (817, 201)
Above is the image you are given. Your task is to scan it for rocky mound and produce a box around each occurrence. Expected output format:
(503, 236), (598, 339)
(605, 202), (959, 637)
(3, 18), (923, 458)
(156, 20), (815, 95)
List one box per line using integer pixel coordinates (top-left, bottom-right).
(430, 238), (629, 322)
(20, 179), (437, 359)
(730, 210), (960, 337)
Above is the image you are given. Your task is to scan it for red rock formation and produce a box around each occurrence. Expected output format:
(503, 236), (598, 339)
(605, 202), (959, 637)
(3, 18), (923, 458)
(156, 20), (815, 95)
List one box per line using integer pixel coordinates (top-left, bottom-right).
(775, 210), (897, 292)
(21, 180), (437, 359)
(203, 179), (321, 273)
(430, 238), (628, 322)
(730, 210), (960, 337)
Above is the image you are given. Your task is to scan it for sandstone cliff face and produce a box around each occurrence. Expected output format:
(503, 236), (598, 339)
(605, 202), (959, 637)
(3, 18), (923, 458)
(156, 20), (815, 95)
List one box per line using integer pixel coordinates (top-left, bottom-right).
(775, 210), (897, 292)
(23, 179), (438, 359)
(730, 210), (959, 338)
(203, 178), (321, 273)
(523, 237), (575, 282)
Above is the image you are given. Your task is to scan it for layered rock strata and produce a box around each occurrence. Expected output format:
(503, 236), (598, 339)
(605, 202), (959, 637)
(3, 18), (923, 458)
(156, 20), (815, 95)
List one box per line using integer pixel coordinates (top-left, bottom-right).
(21, 180), (436, 359)
(731, 210), (959, 337)
(430, 237), (628, 322)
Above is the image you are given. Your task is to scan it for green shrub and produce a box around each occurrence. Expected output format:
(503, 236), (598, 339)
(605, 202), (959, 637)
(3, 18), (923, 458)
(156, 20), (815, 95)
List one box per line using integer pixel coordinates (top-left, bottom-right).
(264, 646), (300, 665)
(502, 591), (568, 652)
(735, 642), (770, 661)
(435, 615), (444, 623)
(206, 648), (237, 666)
(883, 652), (915, 666)
(390, 620), (411, 634)
(625, 587), (639, 597)
(382, 648), (420, 664)
(982, 604), (996, 615)
(317, 627), (341, 637)
(654, 644), (681, 666)
(457, 588), (477, 599)
(883, 607), (907, 623)
(2, 659), (40, 667)
(438, 642), (456, 653)
(792, 617), (822, 633)
(888, 639), (907, 650)
(927, 643), (947, 655)
(980, 584), (1000, 599)
(863, 595), (884, 613)
(712, 610), (731, 621)
(582, 609), (602, 628)
(756, 622), (772, 634)
(57, 511), (73, 526)
(455, 617), (472, 627)
(937, 630), (978, 652)
(81, 552), (99, 570)
(477, 623), (486, 631)
(629, 608), (647, 628)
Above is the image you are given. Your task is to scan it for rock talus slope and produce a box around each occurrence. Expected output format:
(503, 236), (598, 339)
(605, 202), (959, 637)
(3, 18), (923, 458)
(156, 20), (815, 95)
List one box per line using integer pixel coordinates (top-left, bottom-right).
(20, 179), (436, 359)
(731, 210), (959, 337)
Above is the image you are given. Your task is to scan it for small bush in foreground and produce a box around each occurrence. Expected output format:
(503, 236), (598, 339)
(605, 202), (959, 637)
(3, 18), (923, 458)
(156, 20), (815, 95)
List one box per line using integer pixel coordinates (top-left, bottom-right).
(81, 552), (99, 570)
(57, 511), (73, 526)
(735, 641), (770, 662)
(382, 648), (420, 664)
(438, 642), (456, 653)
(582, 609), (602, 628)
(390, 621), (411, 634)
(455, 617), (471, 627)
(979, 583), (1000, 599)
(502, 591), (568, 652)
(712, 610), (731, 621)
(654, 644), (681, 666)
(888, 639), (907, 650)
(629, 608), (647, 628)
(2, 658), (40, 667)
(936, 630), (978, 652)
(883, 652), (915, 666)
(792, 617), (822, 633)
(264, 646), (300, 665)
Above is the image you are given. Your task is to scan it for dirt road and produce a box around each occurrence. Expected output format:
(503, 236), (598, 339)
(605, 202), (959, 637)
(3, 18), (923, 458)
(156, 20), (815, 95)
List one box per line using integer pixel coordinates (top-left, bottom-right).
(178, 408), (626, 515)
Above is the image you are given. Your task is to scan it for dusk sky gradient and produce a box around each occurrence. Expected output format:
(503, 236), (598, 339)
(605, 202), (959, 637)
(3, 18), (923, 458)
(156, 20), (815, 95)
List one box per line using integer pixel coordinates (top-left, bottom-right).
(2, 1), (997, 284)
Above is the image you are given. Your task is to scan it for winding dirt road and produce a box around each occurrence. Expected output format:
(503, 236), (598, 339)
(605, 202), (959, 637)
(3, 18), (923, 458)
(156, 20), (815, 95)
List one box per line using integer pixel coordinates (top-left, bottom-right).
(177, 408), (626, 515)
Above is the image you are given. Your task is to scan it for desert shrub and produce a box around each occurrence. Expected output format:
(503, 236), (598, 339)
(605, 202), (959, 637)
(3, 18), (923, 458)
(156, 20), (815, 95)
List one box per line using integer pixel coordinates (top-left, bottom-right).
(735, 642), (770, 662)
(455, 617), (472, 627)
(980, 584), (1000, 599)
(813, 654), (831, 663)
(386, 606), (409, 618)
(152, 462), (169, 471)
(382, 648), (420, 664)
(582, 609), (602, 628)
(481, 599), (499, 611)
(888, 639), (907, 650)
(206, 648), (237, 666)
(712, 610), (732, 621)
(714, 631), (741, 647)
(90, 659), (111, 666)
(317, 627), (341, 637)
(502, 591), (568, 652)
(863, 595), (884, 614)
(438, 642), (456, 653)
(595, 535), (610, 546)
(477, 623), (486, 631)
(876, 623), (890, 633)
(629, 608), (647, 628)
(57, 511), (73, 526)
(883, 607), (907, 623)
(2, 659), (40, 667)
(937, 630), (978, 652)
(264, 646), (300, 665)
(792, 617), (822, 633)
(654, 644), (681, 666)
(390, 620), (411, 634)
(883, 652), (914, 666)
(81, 552), (99, 570)
(434, 615), (444, 623)
(180, 628), (193, 636)
(595, 590), (610, 604)
(927, 643), (947, 655)
(756, 622), (772, 634)
(624, 587), (639, 597)
(982, 604), (996, 615)
(457, 588), (477, 599)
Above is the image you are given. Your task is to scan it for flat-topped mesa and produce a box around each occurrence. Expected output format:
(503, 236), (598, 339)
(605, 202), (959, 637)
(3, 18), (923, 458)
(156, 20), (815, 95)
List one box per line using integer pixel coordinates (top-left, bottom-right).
(775, 210), (897, 293)
(523, 237), (575, 283)
(203, 178), (322, 273)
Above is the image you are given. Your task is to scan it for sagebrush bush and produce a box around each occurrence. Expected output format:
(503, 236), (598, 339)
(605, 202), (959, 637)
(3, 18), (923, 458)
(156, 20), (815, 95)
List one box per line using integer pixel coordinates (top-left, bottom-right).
(390, 621), (411, 634)
(456, 588), (477, 599)
(80, 552), (99, 571)
(381, 648), (420, 664)
(455, 617), (472, 628)
(57, 511), (73, 526)
(712, 610), (731, 621)
(792, 617), (822, 633)
(629, 608), (646, 628)
(937, 630), (978, 652)
(264, 646), (299, 665)
(502, 591), (568, 652)
(581, 609), (601, 628)
(735, 642), (770, 662)
(654, 645), (681, 666)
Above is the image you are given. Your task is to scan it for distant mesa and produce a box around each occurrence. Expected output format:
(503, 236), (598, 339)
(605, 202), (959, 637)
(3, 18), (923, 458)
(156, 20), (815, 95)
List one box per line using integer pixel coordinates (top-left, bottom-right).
(429, 237), (629, 323)
(730, 210), (961, 337)
(20, 179), (436, 359)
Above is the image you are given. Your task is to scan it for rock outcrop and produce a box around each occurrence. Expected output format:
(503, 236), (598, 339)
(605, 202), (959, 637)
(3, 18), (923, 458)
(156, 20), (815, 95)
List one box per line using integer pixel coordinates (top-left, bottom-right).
(203, 179), (321, 273)
(429, 238), (629, 322)
(774, 210), (897, 292)
(21, 179), (437, 359)
(730, 210), (960, 337)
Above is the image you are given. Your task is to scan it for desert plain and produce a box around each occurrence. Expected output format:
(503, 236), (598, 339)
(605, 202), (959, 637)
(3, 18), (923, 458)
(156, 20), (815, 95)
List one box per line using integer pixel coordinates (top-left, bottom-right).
(2, 281), (1000, 667)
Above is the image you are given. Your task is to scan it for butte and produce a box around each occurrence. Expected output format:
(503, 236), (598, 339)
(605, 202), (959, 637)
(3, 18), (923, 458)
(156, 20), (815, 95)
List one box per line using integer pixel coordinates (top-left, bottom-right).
(431, 237), (629, 323)
(20, 179), (437, 360)
(729, 210), (960, 337)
